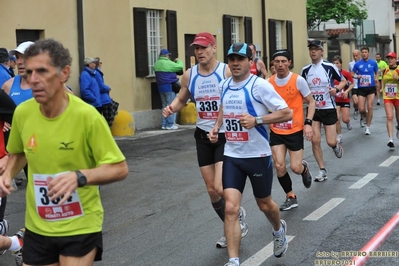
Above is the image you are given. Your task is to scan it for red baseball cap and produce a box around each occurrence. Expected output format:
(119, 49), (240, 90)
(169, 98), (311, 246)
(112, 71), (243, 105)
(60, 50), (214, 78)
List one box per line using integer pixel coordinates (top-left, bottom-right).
(386, 52), (397, 59)
(190, 32), (216, 47)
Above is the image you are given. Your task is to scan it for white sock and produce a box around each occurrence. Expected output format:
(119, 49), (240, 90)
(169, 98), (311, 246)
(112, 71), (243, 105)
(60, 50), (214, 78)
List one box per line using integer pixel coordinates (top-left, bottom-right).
(8, 236), (21, 251)
(229, 257), (240, 265)
(273, 226), (283, 237)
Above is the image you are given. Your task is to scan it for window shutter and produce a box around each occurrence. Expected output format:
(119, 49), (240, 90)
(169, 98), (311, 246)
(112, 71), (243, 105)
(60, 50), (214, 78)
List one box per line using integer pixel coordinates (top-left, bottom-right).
(244, 17), (253, 44)
(223, 15), (232, 63)
(286, 20), (294, 69)
(166, 10), (178, 61)
(268, 19), (276, 63)
(133, 8), (149, 77)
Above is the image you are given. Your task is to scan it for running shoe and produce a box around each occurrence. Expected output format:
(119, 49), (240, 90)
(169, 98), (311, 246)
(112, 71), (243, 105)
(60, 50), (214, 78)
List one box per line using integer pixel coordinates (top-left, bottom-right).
(333, 144), (344, 158)
(360, 118), (366, 127)
(365, 127), (371, 135)
(161, 126), (166, 130)
(216, 235), (227, 248)
(166, 125), (179, 130)
(377, 99), (381, 105)
(11, 228), (25, 266)
(280, 196), (298, 211)
(346, 122), (352, 130)
(239, 206), (249, 238)
(0, 220), (9, 255)
(353, 110), (359, 120)
(224, 260), (239, 266)
(337, 134), (343, 144)
(388, 140), (395, 149)
(273, 220), (288, 258)
(314, 169), (327, 182)
(301, 160), (312, 188)
(0, 219), (9, 236)
(396, 126), (399, 139)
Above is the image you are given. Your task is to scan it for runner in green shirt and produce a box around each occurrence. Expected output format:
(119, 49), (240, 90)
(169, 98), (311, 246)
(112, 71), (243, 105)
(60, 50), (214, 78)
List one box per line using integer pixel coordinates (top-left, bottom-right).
(376, 53), (388, 105)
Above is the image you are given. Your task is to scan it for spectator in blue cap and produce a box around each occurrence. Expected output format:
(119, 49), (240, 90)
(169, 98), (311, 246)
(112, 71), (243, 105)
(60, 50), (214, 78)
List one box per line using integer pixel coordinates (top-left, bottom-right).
(153, 48), (183, 130)
(8, 55), (16, 78)
(0, 48), (11, 88)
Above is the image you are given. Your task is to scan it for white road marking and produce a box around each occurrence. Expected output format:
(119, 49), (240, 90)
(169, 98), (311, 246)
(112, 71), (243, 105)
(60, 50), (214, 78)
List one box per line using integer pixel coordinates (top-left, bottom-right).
(241, 235), (295, 266)
(303, 198), (345, 221)
(379, 156), (399, 167)
(348, 173), (378, 189)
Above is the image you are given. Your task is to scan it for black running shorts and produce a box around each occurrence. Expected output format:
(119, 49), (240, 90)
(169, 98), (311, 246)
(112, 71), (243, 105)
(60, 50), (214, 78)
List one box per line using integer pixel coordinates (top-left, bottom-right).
(269, 130), (304, 151)
(313, 108), (338, 125)
(194, 127), (226, 167)
(23, 228), (103, 265)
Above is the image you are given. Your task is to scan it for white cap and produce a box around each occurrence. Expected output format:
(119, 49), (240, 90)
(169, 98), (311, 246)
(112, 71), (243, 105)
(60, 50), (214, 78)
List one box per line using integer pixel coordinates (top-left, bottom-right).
(9, 41), (35, 56)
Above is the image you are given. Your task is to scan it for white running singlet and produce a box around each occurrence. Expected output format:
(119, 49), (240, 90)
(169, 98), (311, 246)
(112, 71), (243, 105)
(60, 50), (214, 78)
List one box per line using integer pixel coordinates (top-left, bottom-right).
(189, 62), (227, 132)
(301, 60), (342, 109)
(219, 74), (288, 158)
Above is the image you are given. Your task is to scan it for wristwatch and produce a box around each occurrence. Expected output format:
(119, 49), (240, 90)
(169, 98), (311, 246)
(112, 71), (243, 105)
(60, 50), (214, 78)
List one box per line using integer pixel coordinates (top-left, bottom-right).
(255, 116), (263, 125)
(75, 170), (87, 187)
(304, 118), (313, 126)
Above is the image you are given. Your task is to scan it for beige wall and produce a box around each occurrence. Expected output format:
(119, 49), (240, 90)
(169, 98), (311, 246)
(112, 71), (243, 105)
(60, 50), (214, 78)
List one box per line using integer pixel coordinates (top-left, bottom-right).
(1, 0), (309, 129)
(266, 0), (308, 73)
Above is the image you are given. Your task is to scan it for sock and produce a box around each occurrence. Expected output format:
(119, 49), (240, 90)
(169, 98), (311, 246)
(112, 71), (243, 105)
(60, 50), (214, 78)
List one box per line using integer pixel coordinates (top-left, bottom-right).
(212, 198), (225, 222)
(320, 168), (326, 172)
(277, 172), (292, 194)
(273, 225), (283, 237)
(8, 236), (22, 251)
(229, 257), (240, 265)
(332, 145), (337, 150)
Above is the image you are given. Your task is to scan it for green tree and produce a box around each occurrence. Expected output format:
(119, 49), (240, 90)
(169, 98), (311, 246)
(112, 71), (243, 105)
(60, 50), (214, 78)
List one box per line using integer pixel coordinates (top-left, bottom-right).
(307, 0), (368, 30)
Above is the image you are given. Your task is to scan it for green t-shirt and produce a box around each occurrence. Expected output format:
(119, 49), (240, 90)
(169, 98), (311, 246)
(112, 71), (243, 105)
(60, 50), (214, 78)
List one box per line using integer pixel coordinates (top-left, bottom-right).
(377, 60), (388, 80)
(7, 93), (125, 236)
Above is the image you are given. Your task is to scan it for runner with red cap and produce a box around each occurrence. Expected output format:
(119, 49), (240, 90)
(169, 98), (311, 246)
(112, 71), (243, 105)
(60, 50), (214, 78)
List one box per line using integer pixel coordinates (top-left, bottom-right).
(381, 51), (399, 148)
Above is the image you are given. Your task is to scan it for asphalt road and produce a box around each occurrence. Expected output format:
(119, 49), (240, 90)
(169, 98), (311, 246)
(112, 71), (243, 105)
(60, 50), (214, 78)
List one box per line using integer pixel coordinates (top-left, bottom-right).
(1, 102), (399, 266)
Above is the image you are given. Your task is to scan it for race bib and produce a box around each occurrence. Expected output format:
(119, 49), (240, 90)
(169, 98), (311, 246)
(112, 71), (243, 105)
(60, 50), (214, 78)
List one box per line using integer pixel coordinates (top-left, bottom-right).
(359, 75), (371, 87)
(312, 90), (326, 107)
(273, 120), (293, 130)
(34, 173), (84, 221)
(385, 84), (397, 98)
(224, 116), (249, 142)
(196, 96), (220, 119)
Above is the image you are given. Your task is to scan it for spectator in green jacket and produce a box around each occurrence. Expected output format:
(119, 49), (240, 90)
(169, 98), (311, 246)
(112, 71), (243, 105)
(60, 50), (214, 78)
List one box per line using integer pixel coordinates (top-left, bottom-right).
(153, 49), (183, 130)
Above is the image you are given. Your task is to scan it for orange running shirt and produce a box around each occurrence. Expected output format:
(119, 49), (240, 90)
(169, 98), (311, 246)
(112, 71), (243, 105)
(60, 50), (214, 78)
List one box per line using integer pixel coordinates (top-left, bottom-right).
(269, 73), (305, 135)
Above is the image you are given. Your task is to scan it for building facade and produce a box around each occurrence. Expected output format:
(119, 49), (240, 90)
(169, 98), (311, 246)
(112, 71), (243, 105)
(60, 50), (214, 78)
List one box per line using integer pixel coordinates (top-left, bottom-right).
(1, 0), (308, 130)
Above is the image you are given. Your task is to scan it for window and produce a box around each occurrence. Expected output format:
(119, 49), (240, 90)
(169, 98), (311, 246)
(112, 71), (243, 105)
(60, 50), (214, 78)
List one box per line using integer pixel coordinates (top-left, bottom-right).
(275, 21), (283, 50)
(147, 10), (162, 77)
(231, 17), (240, 43)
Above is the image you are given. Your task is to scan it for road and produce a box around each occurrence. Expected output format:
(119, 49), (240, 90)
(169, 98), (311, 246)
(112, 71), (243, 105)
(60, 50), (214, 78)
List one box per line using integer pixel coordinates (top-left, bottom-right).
(1, 103), (399, 266)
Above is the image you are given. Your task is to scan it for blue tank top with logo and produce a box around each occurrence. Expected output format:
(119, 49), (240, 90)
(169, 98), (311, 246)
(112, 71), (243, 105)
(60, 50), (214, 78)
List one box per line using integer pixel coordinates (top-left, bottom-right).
(9, 75), (33, 105)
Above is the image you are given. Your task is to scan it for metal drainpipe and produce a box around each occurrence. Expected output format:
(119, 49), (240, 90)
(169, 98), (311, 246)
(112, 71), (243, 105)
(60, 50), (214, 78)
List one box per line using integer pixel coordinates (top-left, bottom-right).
(261, 0), (267, 67)
(77, 0), (85, 73)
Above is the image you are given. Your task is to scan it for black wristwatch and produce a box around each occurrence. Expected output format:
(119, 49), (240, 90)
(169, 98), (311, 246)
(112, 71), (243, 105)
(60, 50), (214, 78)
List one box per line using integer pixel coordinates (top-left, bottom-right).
(335, 87), (340, 93)
(304, 118), (313, 126)
(75, 170), (87, 187)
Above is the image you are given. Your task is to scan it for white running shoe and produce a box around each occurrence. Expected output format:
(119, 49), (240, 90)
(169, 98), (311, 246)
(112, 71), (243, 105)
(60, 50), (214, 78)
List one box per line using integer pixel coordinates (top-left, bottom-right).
(353, 110), (359, 120)
(216, 235), (227, 248)
(360, 118), (366, 127)
(337, 134), (343, 144)
(365, 127), (371, 135)
(314, 169), (327, 182)
(166, 125), (179, 130)
(346, 122), (352, 130)
(273, 220), (288, 258)
(333, 144), (344, 158)
(239, 206), (249, 238)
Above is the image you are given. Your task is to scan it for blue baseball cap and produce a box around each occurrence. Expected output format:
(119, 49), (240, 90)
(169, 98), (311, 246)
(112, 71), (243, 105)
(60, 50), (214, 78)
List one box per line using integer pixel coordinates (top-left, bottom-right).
(160, 49), (171, 56)
(227, 43), (252, 59)
(9, 55), (16, 61)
